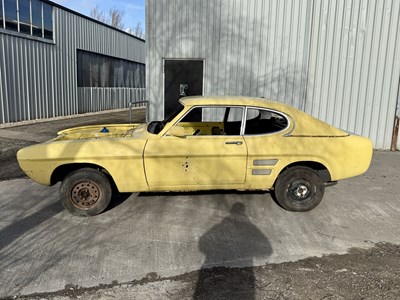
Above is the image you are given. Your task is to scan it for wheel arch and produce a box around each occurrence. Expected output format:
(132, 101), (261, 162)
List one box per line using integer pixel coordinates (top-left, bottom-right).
(275, 161), (331, 184)
(51, 163), (116, 187)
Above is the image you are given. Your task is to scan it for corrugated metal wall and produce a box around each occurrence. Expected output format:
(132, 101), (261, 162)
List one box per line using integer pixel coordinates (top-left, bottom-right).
(0, 4), (145, 124)
(306, 0), (400, 150)
(146, 0), (400, 149)
(78, 88), (146, 113)
(147, 0), (313, 119)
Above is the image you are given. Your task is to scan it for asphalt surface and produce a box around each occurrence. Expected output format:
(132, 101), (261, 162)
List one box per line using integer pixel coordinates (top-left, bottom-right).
(0, 109), (399, 299)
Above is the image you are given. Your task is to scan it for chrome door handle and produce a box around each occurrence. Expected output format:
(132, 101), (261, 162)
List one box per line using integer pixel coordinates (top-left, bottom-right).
(225, 141), (243, 145)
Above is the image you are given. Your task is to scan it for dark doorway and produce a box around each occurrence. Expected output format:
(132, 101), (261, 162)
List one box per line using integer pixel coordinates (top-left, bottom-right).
(164, 59), (204, 120)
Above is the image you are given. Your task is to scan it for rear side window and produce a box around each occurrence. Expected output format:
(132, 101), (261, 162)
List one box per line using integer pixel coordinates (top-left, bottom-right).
(245, 108), (288, 135)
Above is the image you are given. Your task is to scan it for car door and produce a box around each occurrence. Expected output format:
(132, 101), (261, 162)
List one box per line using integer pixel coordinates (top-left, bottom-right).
(143, 106), (248, 188)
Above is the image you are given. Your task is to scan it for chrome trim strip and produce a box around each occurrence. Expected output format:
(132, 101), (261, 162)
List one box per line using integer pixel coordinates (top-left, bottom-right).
(253, 159), (278, 166)
(285, 134), (350, 138)
(240, 107), (247, 135)
(252, 169), (272, 175)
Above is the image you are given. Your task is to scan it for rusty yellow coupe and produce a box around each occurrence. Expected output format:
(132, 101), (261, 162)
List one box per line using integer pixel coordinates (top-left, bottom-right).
(17, 96), (373, 216)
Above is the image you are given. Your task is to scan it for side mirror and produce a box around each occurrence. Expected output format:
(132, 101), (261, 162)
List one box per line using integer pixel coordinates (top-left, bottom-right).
(169, 125), (186, 137)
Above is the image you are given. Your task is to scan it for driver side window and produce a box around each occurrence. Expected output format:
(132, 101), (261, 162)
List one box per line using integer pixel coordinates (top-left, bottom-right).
(177, 106), (243, 136)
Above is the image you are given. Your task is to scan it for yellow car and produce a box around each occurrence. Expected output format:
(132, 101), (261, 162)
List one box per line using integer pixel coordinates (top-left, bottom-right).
(17, 96), (373, 216)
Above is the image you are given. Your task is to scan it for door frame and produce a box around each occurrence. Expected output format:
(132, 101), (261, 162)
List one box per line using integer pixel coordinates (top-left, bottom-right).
(162, 58), (205, 119)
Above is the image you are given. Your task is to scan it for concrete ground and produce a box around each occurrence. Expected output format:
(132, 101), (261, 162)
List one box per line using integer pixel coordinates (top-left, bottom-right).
(0, 110), (399, 298)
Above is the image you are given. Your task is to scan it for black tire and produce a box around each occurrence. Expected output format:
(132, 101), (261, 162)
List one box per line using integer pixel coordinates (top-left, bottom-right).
(273, 166), (324, 212)
(60, 168), (112, 216)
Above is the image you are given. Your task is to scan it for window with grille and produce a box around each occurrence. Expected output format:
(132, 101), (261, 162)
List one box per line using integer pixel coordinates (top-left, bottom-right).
(77, 50), (146, 88)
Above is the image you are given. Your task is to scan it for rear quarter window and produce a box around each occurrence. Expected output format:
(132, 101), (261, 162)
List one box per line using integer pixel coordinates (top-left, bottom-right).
(245, 108), (289, 135)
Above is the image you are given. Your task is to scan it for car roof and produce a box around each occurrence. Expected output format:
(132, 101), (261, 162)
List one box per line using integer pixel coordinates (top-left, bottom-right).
(179, 96), (348, 137)
(179, 96), (291, 111)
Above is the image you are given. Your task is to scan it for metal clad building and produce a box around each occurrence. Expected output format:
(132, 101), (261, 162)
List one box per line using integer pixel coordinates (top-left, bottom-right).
(0, 0), (145, 124)
(146, 0), (400, 150)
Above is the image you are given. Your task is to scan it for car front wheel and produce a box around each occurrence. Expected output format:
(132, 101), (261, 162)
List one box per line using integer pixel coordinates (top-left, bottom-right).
(60, 168), (112, 216)
(273, 166), (324, 212)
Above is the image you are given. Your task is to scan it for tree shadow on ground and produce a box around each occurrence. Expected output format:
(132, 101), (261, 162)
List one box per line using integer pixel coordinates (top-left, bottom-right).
(0, 201), (63, 253)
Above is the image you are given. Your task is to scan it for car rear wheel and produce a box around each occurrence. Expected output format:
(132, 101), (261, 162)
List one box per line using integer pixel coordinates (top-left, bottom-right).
(273, 166), (324, 212)
(60, 168), (112, 216)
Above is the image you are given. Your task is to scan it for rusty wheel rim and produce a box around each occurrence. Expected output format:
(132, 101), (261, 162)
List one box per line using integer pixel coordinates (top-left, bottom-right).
(70, 181), (101, 209)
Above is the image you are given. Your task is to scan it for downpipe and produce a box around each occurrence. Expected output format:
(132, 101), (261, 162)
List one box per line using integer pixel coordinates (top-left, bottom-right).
(390, 79), (400, 151)
(391, 115), (399, 151)
(391, 80), (400, 151)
